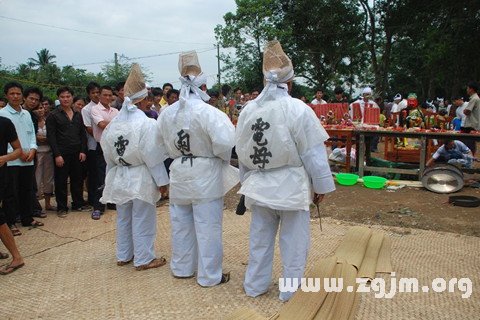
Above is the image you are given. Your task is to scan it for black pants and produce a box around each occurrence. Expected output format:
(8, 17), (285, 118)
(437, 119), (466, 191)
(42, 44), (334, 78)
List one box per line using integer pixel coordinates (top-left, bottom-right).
(3, 166), (35, 226)
(460, 127), (477, 155)
(54, 153), (84, 212)
(86, 149), (98, 206)
(93, 144), (106, 212)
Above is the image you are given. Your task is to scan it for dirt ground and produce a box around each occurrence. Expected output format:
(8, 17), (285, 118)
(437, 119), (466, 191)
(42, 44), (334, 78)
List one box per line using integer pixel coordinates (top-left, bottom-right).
(226, 140), (480, 237)
(224, 178), (480, 238)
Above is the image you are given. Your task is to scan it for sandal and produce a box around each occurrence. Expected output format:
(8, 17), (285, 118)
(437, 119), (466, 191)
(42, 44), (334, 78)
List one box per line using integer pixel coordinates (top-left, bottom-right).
(9, 225), (22, 236)
(0, 262), (25, 275)
(0, 252), (9, 260)
(33, 211), (47, 218)
(91, 210), (101, 220)
(198, 272), (231, 287)
(117, 258), (133, 266)
(219, 272), (231, 284)
(29, 220), (44, 227)
(135, 257), (167, 271)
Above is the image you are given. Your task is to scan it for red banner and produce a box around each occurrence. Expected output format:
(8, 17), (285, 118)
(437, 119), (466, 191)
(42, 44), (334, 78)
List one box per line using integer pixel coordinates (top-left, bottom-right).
(309, 103), (349, 120)
(364, 106), (380, 124)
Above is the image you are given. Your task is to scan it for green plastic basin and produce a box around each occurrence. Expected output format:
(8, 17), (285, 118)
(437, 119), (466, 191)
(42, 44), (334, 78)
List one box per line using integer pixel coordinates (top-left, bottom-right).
(362, 176), (388, 189)
(336, 173), (359, 186)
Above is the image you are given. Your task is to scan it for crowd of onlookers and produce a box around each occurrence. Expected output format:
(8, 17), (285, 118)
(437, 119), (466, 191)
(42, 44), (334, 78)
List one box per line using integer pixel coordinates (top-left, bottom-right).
(0, 77), (478, 274)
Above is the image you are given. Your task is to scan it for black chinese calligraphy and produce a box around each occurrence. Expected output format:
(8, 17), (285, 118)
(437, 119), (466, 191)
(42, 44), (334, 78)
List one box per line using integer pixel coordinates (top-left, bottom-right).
(250, 146), (272, 169)
(119, 158), (131, 167)
(251, 118), (270, 146)
(114, 136), (129, 156)
(175, 129), (196, 166)
(250, 117), (272, 169)
(114, 136), (131, 166)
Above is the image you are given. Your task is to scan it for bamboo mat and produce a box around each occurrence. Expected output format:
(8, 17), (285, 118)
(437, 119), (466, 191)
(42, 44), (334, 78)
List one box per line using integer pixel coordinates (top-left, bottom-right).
(0, 207), (478, 319)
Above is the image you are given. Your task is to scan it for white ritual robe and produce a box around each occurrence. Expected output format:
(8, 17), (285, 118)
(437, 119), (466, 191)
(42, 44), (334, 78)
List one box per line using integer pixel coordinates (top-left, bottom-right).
(100, 108), (169, 267)
(157, 93), (238, 286)
(236, 91), (335, 301)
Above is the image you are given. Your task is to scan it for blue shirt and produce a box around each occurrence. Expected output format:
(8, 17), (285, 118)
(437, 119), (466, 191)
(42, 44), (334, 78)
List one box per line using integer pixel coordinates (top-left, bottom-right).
(0, 104), (37, 166)
(451, 118), (462, 131)
(432, 140), (470, 161)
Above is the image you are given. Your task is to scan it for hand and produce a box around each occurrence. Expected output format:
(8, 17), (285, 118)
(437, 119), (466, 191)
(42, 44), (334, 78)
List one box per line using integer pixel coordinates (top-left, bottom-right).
(0, 156), (6, 167)
(79, 153), (86, 162)
(159, 185), (168, 195)
(24, 149), (36, 162)
(20, 150), (29, 162)
(55, 156), (65, 167)
(313, 193), (325, 205)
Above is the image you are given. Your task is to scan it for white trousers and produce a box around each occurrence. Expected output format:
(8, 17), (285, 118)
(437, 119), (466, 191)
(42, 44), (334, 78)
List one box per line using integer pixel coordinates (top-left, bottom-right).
(169, 198), (224, 287)
(244, 205), (310, 301)
(116, 199), (157, 267)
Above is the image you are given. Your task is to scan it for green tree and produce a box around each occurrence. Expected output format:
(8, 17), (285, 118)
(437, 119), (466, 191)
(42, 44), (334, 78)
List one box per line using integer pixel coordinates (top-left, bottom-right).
(28, 48), (57, 68)
(215, 0), (286, 91)
(388, 0), (480, 100)
(281, 0), (366, 90)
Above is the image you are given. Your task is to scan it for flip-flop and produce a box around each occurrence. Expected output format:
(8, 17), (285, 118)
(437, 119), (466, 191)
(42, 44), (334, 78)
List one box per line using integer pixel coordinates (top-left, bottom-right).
(0, 252), (9, 259)
(0, 262), (25, 275)
(135, 257), (167, 271)
(9, 226), (22, 236)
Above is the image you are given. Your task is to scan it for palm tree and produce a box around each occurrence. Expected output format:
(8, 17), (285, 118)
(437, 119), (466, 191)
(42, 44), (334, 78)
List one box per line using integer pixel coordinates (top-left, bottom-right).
(28, 48), (57, 68)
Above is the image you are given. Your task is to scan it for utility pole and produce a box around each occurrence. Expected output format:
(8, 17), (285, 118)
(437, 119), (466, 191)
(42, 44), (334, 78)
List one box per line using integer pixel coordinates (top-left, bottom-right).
(216, 44), (221, 88)
(114, 52), (119, 80)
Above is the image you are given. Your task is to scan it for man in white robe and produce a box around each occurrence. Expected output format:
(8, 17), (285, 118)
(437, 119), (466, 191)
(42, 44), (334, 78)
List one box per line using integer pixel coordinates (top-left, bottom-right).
(157, 51), (238, 286)
(349, 87), (379, 122)
(390, 93), (408, 125)
(100, 64), (169, 270)
(235, 41), (335, 301)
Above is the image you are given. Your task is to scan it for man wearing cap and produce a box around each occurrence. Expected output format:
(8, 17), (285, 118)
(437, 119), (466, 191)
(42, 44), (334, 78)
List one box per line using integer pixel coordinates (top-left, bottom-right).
(236, 41), (335, 301)
(390, 93), (407, 125)
(157, 51), (238, 286)
(349, 87), (379, 122)
(100, 64), (169, 270)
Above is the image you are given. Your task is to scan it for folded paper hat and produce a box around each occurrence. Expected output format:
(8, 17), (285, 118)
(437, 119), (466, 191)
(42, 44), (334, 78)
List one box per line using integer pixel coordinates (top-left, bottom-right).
(262, 40), (294, 82)
(179, 51), (202, 77)
(124, 63), (147, 104)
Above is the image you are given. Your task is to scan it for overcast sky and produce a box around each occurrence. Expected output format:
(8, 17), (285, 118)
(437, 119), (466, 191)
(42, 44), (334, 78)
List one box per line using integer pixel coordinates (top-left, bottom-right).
(0, 0), (237, 88)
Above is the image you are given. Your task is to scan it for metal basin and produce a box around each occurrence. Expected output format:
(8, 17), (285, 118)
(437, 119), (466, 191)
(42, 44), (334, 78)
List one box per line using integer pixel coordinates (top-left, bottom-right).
(421, 164), (464, 194)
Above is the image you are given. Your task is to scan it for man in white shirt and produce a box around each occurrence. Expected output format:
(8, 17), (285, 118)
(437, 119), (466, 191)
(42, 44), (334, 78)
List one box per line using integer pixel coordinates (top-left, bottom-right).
(310, 88), (327, 105)
(81, 82), (101, 206)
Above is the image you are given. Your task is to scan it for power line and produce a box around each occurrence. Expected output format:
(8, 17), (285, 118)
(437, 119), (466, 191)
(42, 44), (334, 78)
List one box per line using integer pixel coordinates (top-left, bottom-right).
(71, 47), (216, 67)
(0, 15), (214, 46)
